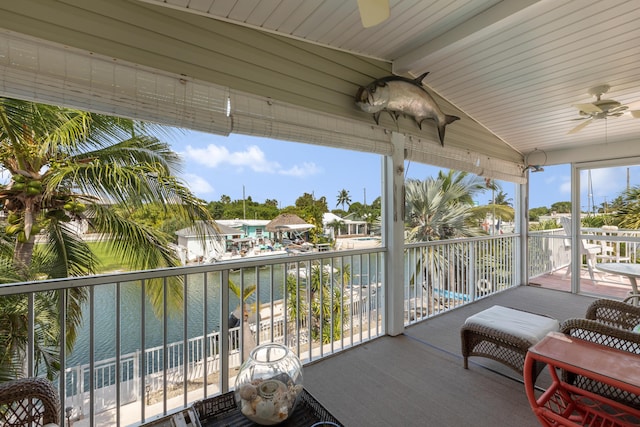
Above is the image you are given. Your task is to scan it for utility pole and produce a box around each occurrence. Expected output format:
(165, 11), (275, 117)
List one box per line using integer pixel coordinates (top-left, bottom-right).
(243, 185), (246, 220)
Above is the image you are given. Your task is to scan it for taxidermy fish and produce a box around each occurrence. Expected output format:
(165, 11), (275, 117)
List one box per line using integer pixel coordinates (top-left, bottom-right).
(355, 72), (460, 146)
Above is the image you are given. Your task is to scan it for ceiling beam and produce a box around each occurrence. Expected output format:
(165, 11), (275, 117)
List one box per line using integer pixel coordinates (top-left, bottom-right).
(545, 137), (640, 166)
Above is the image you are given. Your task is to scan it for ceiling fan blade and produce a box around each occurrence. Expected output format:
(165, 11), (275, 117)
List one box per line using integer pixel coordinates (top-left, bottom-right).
(573, 103), (602, 114)
(568, 118), (593, 134)
(631, 110), (640, 118)
(357, 0), (390, 28)
(608, 105), (629, 114)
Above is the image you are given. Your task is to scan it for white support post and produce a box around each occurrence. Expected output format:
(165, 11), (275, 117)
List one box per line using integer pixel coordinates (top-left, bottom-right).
(384, 132), (406, 336)
(518, 178), (528, 285)
(570, 164), (581, 293)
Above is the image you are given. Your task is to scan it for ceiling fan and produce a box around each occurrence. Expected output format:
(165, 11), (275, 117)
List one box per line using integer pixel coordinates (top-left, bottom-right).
(357, 0), (390, 28)
(568, 84), (640, 134)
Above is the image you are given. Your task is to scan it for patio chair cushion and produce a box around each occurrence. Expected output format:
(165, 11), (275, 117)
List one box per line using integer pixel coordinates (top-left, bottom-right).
(461, 305), (559, 378)
(464, 305), (560, 343)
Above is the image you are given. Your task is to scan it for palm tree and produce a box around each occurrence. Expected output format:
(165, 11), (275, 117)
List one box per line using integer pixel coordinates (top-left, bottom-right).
(615, 186), (640, 229)
(336, 189), (351, 211)
(286, 262), (350, 344)
(404, 172), (486, 298)
(493, 190), (513, 206)
(228, 278), (257, 324)
(0, 98), (213, 378)
(327, 218), (345, 237)
(437, 170), (489, 206)
(404, 174), (484, 242)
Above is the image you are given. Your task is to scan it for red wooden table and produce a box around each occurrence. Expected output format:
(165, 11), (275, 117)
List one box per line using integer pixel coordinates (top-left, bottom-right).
(524, 331), (640, 426)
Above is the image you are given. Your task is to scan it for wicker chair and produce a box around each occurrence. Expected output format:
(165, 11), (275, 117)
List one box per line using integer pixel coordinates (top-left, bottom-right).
(559, 317), (640, 410)
(585, 298), (640, 330)
(0, 377), (60, 426)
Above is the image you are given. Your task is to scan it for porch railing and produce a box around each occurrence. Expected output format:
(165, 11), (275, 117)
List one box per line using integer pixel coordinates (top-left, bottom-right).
(0, 234), (520, 426)
(0, 248), (385, 426)
(404, 235), (519, 325)
(528, 226), (640, 279)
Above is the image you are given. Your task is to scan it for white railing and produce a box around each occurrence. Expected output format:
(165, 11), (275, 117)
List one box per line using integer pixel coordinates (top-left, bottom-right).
(582, 227), (640, 264)
(404, 235), (519, 325)
(528, 228), (570, 278)
(7, 227), (640, 425)
(528, 226), (640, 279)
(63, 284), (381, 418)
(0, 234), (523, 426)
(0, 248), (385, 426)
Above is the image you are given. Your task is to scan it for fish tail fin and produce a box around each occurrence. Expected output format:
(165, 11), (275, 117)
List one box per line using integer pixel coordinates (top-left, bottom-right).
(414, 72), (429, 84)
(446, 115), (460, 125)
(437, 115), (461, 146)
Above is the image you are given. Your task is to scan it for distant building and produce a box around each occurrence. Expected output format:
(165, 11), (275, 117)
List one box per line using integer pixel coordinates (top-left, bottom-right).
(175, 221), (241, 264)
(323, 212), (368, 237)
(215, 219), (270, 240)
(341, 213), (368, 235)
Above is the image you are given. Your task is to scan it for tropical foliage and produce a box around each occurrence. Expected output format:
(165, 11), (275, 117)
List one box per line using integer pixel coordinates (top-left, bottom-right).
(286, 262), (350, 344)
(229, 278), (257, 323)
(0, 98), (213, 379)
(492, 190), (513, 206)
(404, 171), (487, 241)
(207, 195), (279, 220)
(469, 204), (515, 225)
(615, 186), (640, 229)
(529, 219), (560, 231)
(336, 189), (351, 211)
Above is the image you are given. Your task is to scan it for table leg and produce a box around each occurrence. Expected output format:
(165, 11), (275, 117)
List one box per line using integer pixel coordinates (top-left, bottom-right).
(625, 276), (640, 306)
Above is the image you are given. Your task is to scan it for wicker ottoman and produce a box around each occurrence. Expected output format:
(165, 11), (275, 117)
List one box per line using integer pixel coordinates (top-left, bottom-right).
(461, 305), (559, 378)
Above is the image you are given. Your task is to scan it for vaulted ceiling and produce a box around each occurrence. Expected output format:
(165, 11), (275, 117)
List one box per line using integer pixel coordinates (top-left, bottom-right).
(137, 0), (640, 166)
(2, 0), (640, 169)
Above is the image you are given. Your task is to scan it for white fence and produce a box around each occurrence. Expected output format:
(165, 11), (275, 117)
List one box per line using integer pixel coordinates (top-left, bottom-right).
(62, 288), (378, 417)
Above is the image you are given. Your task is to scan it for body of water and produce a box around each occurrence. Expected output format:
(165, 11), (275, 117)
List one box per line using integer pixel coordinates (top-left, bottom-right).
(68, 267), (286, 367)
(67, 256), (376, 367)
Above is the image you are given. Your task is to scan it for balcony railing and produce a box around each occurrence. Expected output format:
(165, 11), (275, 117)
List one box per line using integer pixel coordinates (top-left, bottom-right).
(404, 235), (519, 325)
(0, 234), (518, 426)
(529, 226), (640, 280)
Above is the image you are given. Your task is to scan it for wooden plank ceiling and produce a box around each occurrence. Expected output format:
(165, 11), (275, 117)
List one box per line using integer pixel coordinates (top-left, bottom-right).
(139, 0), (640, 165)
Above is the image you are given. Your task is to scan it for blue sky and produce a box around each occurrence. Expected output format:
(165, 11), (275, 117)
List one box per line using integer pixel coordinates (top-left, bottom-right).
(171, 129), (640, 211)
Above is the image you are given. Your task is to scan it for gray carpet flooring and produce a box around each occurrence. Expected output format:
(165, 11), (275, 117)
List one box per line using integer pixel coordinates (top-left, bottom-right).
(304, 285), (598, 426)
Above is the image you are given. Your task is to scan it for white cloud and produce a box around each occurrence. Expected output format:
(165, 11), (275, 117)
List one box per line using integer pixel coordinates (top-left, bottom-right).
(559, 177), (571, 195)
(182, 144), (279, 172)
(182, 173), (214, 195)
(278, 162), (322, 177)
(182, 143), (321, 177)
(586, 167), (624, 199)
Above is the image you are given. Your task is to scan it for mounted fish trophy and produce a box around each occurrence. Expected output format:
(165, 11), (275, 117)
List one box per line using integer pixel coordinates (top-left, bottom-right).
(355, 72), (460, 146)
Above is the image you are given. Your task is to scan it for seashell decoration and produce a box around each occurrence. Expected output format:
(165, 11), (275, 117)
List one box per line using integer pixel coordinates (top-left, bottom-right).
(235, 343), (303, 425)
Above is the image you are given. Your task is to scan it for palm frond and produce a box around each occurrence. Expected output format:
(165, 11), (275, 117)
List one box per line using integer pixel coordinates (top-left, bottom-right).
(40, 221), (97, 278)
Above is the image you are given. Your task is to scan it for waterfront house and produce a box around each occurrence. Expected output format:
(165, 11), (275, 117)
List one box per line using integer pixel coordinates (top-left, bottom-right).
(175, 221), (242, 264)
(341, 212), (369, 236)
(2, 2), (640, 426)
(215, 219), (270, 241)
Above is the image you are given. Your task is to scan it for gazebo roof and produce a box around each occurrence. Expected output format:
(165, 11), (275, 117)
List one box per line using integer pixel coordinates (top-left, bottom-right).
(265, 213), (313, 233)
